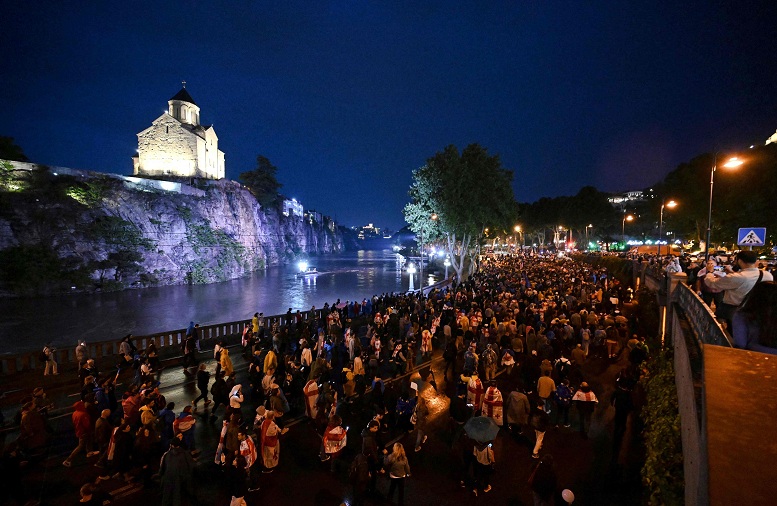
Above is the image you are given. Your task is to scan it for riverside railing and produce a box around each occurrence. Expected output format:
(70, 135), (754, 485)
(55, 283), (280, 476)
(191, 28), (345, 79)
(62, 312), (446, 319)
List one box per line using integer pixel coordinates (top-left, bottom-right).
(0, 310), (323, 376)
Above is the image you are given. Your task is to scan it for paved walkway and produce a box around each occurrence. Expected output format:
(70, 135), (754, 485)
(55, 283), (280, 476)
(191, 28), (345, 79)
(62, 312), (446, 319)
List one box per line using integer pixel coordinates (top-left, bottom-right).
(3, 346), (643, 505)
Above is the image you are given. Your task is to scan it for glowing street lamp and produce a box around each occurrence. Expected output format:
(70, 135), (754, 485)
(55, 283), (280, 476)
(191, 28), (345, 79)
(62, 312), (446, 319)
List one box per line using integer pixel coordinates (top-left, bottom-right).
(407, 263), (416, 291)
(622, 214), (634, 245)
(514, 225), (523, 251)
(658, 200), (677, 256)
(418, 213), (438, 294)
(585, 224), (593, 250)
(444, 257), (451, 279)
(705, 155), (745, 259)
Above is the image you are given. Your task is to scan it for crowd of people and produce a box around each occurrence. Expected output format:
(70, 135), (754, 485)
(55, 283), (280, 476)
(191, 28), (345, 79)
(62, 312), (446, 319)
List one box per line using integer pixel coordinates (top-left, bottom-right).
(639, 249), (776, 352)
(5, 251), (663, 506)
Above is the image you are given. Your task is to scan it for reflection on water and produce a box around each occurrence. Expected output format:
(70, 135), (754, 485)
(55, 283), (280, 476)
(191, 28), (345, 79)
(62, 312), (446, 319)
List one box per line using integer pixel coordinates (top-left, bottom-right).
(0, 250), (420, 354)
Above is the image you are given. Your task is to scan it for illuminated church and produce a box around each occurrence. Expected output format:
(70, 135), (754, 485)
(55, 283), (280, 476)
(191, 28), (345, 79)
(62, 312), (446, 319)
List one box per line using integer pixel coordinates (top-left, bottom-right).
(132, 84), (225, 179)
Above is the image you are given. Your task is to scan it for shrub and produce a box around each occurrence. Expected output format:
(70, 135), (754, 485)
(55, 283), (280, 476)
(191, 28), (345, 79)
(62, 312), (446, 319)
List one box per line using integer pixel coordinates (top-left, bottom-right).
(641, 349), (684, 505)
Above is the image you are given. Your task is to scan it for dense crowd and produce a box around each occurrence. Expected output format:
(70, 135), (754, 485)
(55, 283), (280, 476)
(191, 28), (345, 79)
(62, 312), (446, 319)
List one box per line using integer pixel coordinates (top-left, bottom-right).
(6, 252), (660, 506)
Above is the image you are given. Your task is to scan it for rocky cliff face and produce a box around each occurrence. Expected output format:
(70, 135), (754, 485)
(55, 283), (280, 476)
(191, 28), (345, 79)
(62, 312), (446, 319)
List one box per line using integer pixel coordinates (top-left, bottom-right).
(0, 160), (343, 295)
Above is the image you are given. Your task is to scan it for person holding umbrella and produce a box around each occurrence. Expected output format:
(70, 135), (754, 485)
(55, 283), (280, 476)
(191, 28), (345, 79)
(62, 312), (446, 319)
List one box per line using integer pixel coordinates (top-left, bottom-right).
(472, 441), (495, 496)
(462, 416), (499, 495)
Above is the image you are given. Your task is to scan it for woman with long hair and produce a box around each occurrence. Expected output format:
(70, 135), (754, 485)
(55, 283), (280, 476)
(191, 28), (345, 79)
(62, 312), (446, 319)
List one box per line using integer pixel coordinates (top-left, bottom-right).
(384, 442), (410, 506)
(733, 281), (777, 354)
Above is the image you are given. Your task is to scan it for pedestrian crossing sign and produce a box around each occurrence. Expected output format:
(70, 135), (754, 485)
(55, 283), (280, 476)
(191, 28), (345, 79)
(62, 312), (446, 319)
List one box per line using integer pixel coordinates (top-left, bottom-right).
(737, 228), (766, 246)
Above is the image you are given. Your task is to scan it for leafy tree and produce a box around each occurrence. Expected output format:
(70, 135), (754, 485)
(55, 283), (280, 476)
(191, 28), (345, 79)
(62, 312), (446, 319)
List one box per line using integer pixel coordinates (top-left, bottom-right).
(108, 250), (143, 282)
(239, 155), (283, 208)
(404, 144), (515, 280)
(0, 136), (29, 162)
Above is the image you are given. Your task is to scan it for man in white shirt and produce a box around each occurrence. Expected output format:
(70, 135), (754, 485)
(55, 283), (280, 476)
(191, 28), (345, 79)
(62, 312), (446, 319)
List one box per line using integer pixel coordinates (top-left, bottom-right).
(704, 250), (773, 328)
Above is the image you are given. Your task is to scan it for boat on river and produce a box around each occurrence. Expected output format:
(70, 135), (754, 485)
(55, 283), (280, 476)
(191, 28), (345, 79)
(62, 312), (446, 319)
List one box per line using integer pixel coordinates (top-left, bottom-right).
(296, 266), (319, 277)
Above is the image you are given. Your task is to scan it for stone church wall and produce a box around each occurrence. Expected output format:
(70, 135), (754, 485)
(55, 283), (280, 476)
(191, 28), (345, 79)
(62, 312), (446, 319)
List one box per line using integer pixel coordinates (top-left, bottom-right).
(136, 115), (199, 177)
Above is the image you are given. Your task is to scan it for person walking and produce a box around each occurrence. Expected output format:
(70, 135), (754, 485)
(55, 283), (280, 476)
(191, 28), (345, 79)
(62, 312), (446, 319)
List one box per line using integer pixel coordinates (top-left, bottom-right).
(226, 454), (249, 506)
(349, 450), (371, 506)
(572, 381), (598, 438)
(530, 400), (550, 459)
(192, 364), (211, 408)
(228, 384), (245, 422)
(63, 400), (98, 467)
(220, 347), (235, 378)
(259, 410), (286, 474)
(412, 389), (429, 452)
(361, 420), (382, 496)
(482, 343), (498, 381)
(173, 405), (196, 453)
(181, 334), (196, 371)
(159, 436), (195, 506)
(464, 371), (484, 413)
(537, 370), (556, 415)
(384, 442), (411, 506)
(42, 343), (58, 376)
(158, 402), (176, 452)
(93, 409), (113, 469)
(238, 427), (260, 492)
(554, 379), (573, 428)
(482, 381), (504, 427)
(472, 442), (495, 496)
(505, 385), (531, 439)
(321, 414), (348, 472)
(75, 341), (89, 372)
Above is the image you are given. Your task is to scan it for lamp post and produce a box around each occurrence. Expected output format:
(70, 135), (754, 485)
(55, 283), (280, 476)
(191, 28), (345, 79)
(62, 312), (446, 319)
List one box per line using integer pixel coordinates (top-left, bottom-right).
(407, 263), (416, 292)
(585, 224), (593, 250)
(658, 200), (677, 256)
(418, 213), (438, 294)
(705, 155), (744, 259)
(621, 214), (634, 246)
(514, 225), (522, 252)
(444, 257), (450, 279)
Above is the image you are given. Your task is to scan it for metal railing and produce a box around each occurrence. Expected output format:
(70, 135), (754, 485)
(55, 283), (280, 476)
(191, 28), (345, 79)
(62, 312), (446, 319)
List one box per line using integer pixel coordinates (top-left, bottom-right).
(0, 311), (323, 376)
(672, 282), (730, 348)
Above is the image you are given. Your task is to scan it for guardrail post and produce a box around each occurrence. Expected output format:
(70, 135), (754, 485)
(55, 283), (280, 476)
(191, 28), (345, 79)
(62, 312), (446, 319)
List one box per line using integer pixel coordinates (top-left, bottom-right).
(661, 272), (687, 347)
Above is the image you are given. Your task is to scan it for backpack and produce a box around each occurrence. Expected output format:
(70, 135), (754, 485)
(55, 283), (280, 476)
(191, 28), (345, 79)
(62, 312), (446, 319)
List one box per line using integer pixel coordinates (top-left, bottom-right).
(554, 359), (570, 378)
(39, 349), (48, 363)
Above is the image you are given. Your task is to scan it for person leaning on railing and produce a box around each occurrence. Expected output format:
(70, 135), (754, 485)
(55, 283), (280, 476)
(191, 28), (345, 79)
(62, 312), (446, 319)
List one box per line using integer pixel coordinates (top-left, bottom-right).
(703, 250), (774, 331)
(732, 281), (777, 355)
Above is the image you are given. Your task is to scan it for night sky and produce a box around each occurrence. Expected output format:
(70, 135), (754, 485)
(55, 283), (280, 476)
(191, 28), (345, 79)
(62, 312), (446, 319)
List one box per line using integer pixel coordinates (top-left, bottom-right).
(2, 1), (776, 230)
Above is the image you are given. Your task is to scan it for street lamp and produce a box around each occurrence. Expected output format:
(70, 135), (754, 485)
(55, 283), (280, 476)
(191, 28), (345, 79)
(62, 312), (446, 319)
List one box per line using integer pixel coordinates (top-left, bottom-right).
(418, 213), (438, 294)
(705, 155), (744, 259)
(514, 225), (522, 251)
(407, 263), (416, 292)
(585, 224), (593, 250)
(622, 214), (634, 246)
(444, 257), (451, 279)
(658, 200), (677, 256)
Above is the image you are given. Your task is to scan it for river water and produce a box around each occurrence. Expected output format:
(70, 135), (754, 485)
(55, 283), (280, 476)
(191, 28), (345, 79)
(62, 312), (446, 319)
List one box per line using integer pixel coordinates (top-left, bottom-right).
(0, 250), (438, 354)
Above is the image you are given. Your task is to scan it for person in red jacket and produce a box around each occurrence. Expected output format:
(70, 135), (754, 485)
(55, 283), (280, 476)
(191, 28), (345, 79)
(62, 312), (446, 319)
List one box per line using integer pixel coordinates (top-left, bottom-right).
(63, 400), (99, 467)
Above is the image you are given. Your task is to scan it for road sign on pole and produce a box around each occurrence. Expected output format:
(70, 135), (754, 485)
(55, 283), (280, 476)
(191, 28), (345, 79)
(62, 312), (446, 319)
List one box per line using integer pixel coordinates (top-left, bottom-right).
(737, 228), (766, 246)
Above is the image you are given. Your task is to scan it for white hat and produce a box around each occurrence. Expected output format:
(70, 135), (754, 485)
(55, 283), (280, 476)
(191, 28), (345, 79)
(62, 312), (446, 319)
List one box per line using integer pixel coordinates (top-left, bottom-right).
(410, 383), (418, 391)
